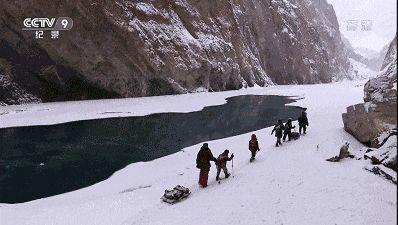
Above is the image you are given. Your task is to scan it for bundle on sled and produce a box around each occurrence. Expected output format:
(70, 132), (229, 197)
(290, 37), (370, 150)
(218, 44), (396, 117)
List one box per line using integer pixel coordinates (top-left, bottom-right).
(161, 185), (190, 204)
(291, 132), (300, 140)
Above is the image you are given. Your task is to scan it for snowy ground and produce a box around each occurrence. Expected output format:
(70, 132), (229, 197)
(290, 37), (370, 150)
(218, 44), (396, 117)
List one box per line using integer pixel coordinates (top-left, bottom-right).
(0, 81), (396, 225)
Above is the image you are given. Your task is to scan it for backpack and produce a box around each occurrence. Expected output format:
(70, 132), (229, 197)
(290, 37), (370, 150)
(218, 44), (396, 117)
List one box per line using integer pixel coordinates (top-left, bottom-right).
(249, 140), (257, 151)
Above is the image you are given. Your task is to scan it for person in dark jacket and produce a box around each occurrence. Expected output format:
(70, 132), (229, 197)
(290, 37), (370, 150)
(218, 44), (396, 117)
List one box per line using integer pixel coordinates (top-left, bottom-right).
(249, 134), (260, 162)
(196, 143), (217, 187)
(283, 118), (296, 142)
(215, 150), (234, 181)
(271, 119), (285, 147)
(298, 111), (309, 134)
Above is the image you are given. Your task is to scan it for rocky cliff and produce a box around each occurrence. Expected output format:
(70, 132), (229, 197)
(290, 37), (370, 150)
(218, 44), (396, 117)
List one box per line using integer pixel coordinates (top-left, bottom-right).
(343, 36), (397, 148)
(0, 0), (352, 104)
(342, 36), (396, 174)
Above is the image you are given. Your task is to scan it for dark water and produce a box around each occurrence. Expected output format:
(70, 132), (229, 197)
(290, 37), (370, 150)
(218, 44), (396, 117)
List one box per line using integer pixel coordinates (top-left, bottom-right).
(0, 95), (304, 203)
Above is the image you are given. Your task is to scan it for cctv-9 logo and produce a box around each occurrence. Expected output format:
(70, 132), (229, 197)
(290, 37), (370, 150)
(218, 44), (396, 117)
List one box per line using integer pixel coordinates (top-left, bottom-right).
(23, 17), (73, 30)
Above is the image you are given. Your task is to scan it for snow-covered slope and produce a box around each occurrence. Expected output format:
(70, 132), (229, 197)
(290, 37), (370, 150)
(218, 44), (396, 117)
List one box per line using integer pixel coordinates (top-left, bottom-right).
(1, 81), (396, 225)
(349, 58), (376, 80)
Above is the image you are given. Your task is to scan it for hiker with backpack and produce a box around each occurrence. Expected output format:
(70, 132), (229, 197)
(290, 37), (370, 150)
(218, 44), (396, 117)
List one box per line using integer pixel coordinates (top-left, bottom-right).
(283, 118), (296, 142)
(271, 119), (285, 147)
(298, 111), (309, 134)
(249, 134), (260, 162)
(215, 150), (234, 181)
(196, 143), (217, 188)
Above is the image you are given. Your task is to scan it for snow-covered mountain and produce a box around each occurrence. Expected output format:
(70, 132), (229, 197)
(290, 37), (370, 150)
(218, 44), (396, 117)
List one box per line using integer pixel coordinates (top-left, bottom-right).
(341, 35), (388, 74)
(366, 44), (390, 71)
(0, 0), (353, 105)
(354, 47), (380, 60)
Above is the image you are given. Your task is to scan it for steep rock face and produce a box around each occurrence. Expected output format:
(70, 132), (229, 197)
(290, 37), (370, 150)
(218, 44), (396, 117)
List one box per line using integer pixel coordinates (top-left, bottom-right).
(0, 0), (352, 104)
(364, 36), (397, 105)
(342, 36), (397, 148)
(0, 69), (41, 105)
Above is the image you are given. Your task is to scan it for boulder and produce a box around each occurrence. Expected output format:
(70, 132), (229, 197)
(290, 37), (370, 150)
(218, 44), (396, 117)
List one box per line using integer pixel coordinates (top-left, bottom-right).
(342, 102), (396, 147)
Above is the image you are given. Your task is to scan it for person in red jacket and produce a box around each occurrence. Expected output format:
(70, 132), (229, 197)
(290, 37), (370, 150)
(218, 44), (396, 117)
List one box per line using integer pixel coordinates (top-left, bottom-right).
(215, 150), (234, 181)
(249, 134), (260, 162)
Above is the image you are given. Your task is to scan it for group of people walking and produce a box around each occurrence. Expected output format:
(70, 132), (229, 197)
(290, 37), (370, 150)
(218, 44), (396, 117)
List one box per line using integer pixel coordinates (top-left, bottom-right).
(196, 111), (309, 188)
(271, 111), (308, 147)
